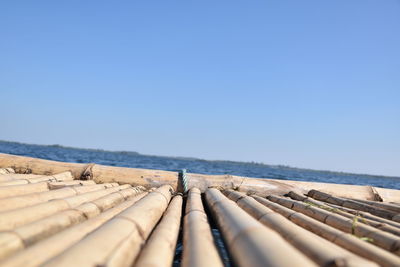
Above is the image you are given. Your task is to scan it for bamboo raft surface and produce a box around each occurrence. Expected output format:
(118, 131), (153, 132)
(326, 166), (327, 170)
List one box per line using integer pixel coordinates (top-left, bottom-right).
(0, 153), (400, 266)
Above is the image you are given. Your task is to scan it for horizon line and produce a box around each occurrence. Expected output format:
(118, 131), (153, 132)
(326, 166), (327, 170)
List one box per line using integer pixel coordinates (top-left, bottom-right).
(0, 139), (399, 179)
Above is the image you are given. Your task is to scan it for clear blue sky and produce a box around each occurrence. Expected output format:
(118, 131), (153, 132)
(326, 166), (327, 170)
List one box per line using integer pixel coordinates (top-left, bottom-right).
(1, 1), (399, 176)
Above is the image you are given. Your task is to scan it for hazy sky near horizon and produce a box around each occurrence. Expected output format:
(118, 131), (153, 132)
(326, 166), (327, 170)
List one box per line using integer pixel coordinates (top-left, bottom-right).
(1, 1), (399, 176)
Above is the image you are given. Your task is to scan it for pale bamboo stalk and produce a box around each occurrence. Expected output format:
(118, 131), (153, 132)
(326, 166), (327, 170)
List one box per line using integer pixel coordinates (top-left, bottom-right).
(0, 192), (148, 267)
(0, 172), (74, 186)
(0, 182), (50, 199)
(0, 185), (131, 231)
(135, 195), (183, 267)
(0, 183), (119, 212)
(288, 191), (400, 237)
(225, 190), (377, 267)
(181, 188), (223, 267)
(0, 187), (76, 212)
(2, 153), (400, 201)
(0, 174), (46, 180)
(205, 188), (317, 267)
(267, 195), (400, 255)
(42, 185), (174, 267)
(0, 176), (55, 186)
(0, 172), (73, 181)
(0, 167), (15, 174)
(0, 186), (145, 260)
(253, 195), (400, 267)
(47, 180), (95, 189)
(0, 179), (28, 186)
(308, 190), (399, 221)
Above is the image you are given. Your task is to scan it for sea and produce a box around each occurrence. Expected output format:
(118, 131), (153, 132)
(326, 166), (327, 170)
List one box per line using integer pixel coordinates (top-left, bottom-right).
(0, 140), (399, 189)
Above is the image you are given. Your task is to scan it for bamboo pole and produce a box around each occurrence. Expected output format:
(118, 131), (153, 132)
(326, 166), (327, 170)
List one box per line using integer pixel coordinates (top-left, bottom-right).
(0, 176), (56, 187)
(0, 192), (148, 267)
(0, 183), (119, 212)
(288, 191), (400, 237)
(135, 195), (183, 267)
(205, 188), (317, 267)
(0, 186), (145, 260)
(253, 195), (400, 267)
(347, 198), (400, 213)
(225, 190), (377, 267)
(181, 188), (223, 267)
(42, 185), (174, 267)
(329, 203), (400, 229)
(0, 172), (73, 186)
(0, 182), (50, 199)
(308, 190), (400, 222)
(0, 174), (46, 181)
(47, 180), (95, 189)
(0, 176), (54, 186)
(289, 191), (400, 229)
(267, 195), (400, 254)
(1, 153), (400, 201)
(0, 184), (131, 231)
(0, 179), (28, 186)
(0, 168), (14, 174)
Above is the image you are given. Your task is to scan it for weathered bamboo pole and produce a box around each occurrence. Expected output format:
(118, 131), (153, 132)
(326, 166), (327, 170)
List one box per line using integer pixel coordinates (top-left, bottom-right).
(0, 192), (148, 267)
(181, 188), (223, 267)
(225, 190), (377, 267)
(288, 191), (400, 236)
(0, 186), (145, 260)
(327, 203), (400, 229)
(290, 191), (400, 229)
(135, 195), (182, 267)
(205, 188), (317, 267)
(1, 153), (400, 201)
(42, 185), (174, 267)
(253, 195), (400, 267)
(0, 183), (119, 212)
(267, 195), (400, 254)
(0, 184), (131, 231)
(347, 198), (400, 213)
(308, 190), (400, 221)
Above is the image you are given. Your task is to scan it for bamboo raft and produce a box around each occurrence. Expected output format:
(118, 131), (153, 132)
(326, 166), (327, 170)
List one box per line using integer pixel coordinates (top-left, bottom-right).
(0, 153), (399, 266)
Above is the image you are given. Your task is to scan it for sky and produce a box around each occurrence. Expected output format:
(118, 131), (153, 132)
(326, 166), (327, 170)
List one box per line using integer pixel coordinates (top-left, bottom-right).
(0, 1), (399, 176)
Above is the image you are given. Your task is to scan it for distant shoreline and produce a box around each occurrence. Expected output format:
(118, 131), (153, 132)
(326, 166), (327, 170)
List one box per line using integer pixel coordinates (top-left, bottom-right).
(0, 139), (399, 179)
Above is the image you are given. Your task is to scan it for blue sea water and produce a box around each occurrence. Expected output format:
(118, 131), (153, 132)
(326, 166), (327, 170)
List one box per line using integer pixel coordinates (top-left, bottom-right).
(0, 140), (399, 189)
